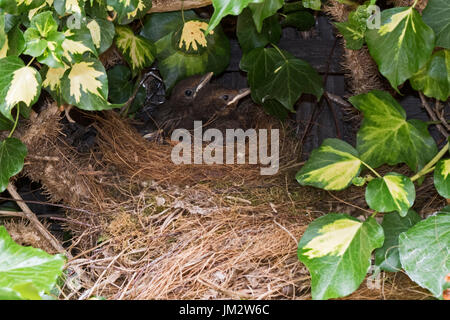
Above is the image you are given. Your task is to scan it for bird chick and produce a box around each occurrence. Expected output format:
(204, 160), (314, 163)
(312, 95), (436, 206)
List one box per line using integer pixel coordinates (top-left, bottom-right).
(150, 72), (251, 135)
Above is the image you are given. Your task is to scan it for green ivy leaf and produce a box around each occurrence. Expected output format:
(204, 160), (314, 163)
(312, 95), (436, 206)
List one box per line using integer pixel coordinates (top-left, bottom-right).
(87, 17), (114, 55)
(365, 7), (435, 90)
(281, 11), (315, 31)
(296, 139), (362, 191)
(410, 50), (450, 102)
(298, 214), (384, 300)
(207, 0), (263, 33)
(422, 0), (450, 49)
(0, 56), (42, 120)
(107, 64), (145, 113)
(60, 56), (120, 110)
(335, 5), (370, 50)
(349, 90), (437, 172)
(115, 25), (155, 77)
(365, 173), (415, 217)
(302, 0), (321, 11)
(399, 212), (450, 299)
(240, 47), (323, 112)
(236, 8), (281, 53)
(248, 0), (283, 33)
(0, 138), (27, 192)
(0, 0), (44, 14)
(0, 11), (6, 49)
(142, 11), (230, 91)
(106, 0), (151, 25)
(434, 158), (450, 199)
(0, 113), (13, 131)
(375, 210), (421, 272)
(0, 226), (65, 300)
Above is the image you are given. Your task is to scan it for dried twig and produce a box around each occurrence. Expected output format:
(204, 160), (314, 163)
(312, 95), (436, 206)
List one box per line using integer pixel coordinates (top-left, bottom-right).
(419, 92), (449, 138)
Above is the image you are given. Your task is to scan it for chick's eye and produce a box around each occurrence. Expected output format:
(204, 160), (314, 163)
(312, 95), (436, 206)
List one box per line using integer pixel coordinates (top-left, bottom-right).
(221, 94), (229, 101)
(184, 89), (193, 97)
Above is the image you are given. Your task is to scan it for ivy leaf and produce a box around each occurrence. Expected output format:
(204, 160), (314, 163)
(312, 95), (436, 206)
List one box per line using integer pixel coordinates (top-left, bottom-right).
(0, 56), (42, 120)
(335, 5), (370, 50)
(349, 90), (437, 171)
(296, 139), (362, 191)
(0, 226), (65, 300)
(0, 26), (25, 58)
(365, 173), (416, 217)
(41, 63), (68, 105)
(0, 11), (6, 49)
(248, 0), (283, 33)
(54, 0), (85, 16)
(422, 0), (450, 49)
(399, 212), (450, 299)
(0, 0), (44, 14)
(115, 25), (155, 77)
(0, 113), (13, 131)
(207, 0), (263, 33)
(303, 0), (321, 11)
(61, 26), (97, 63)
(365, 7), (435, 90)
(298, 214), (384, 300)
(236, 8), (281, 53)
(281, 11), (315, 31)
(410, 50), (450, 102)
(240, 47), (323, 112)
(106, 0), (152, 25)
(375, 210), (421, 272)
(434, 158), (450, 199)
(61, 56), (120, 110)
(87, 17), (115, 55)
(0, 138), (27, 192)
(107, 64), (145, 113)
(142, 12), (230, 91)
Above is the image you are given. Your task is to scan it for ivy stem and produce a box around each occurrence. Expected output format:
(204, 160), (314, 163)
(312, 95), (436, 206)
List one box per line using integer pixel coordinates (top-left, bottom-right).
(370, 211), (378, 219)
(360, 160), (382, 178)
(271, 43), (288, 62)
(8, 105), (20, 139)
(411, 142), (449, 182)
(26, 57), (35, 67)
(412, 0), (419, 8)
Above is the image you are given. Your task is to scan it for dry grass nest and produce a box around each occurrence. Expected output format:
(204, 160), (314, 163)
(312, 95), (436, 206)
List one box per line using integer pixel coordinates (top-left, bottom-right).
(1, 97), (441, 300)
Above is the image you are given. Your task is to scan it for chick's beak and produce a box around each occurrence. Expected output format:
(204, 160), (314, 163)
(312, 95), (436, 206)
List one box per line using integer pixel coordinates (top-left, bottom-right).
(226, 88), (251, 106)
(194, 72), (214, 98)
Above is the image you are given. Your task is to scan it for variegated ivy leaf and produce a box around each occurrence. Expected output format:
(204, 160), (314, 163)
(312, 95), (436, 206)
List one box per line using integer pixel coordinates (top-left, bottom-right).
(60, 56), (119, 110)
(41, 63), (68, 104)
(303, 0), (321, 11)
(365, 173), (416, 217)
(23, 11), (65, 68)
(434, 158), (450, 199)
(115, 25), (155, 77)
(0, 12), (6, 49)
(335, 4), (370, 50)
(0, 56), (41, 120)
(87, 17), (114, 54)
(296, 139), (362, 191)
(141, 11), (230, 91)
(207, 0), (263, 33)
(0, 26), (24, 58)
(399, 212), (450, 299)
(0, 138), (27, 192)
(61, 26), (97, 62)
(0, 0), (45, 14)
(107, 0), (151, 25)
(27, 0), (54, 20)
(54, 0), (85, 17)
(365, 7), (435, 91)
(298, 214), (384, 300)
(349, 90), (437, 172)
(410, 50), (450, 102)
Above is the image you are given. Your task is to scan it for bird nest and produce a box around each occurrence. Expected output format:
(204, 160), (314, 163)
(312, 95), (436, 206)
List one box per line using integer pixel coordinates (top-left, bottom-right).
(4, 99), (437, 300)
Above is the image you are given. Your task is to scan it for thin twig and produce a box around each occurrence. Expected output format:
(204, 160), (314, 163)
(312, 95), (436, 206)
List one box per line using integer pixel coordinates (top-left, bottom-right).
(6, 183), (67, 255)
(419, 92), (448, 138)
